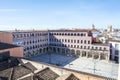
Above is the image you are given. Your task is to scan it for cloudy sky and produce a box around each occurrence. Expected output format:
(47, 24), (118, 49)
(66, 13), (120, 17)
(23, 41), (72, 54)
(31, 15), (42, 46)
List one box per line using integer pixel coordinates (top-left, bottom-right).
(0, 0), (119, 30)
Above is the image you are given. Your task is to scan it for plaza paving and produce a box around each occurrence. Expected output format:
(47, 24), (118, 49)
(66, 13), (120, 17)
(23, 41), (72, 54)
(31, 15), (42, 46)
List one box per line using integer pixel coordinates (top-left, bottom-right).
(29, 53), (118, 79)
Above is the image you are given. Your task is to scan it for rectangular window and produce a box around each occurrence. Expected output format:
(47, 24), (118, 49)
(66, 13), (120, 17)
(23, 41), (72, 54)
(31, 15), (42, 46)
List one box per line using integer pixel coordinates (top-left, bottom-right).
(68, 40), (70, 43)
(84, 40), (86, 44)
(74, 40), (76, 43)
(77, 40), (79, 43)
(88, 46), (90, 49)
(71, 40), (73, 43)
(115, 44), (119, 50)
(62, 39), (64, 42)
(104, 47), (106, 50)
(99, 47), (102, 50)
(84, 46), (86, 49)
(88, 41), (90, 44)
(115, 50), (119, 55)
(74, 45), (76, 48)
(95, 47), (98, 50)
(65, 39), (67, 42)
(81, 40), (83, 43)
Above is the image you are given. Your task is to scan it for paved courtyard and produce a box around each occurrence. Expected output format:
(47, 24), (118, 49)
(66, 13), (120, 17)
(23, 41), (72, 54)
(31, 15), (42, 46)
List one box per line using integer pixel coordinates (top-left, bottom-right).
(29, 53), (118, 79)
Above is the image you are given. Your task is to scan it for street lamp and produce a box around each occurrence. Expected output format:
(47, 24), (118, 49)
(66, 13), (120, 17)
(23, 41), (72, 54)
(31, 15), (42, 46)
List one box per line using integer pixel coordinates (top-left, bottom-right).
(90, 49), (97, 74)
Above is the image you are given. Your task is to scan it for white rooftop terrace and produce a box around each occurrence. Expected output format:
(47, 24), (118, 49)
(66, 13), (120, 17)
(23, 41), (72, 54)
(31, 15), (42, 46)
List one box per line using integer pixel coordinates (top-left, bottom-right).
(28, 53), (118, 79)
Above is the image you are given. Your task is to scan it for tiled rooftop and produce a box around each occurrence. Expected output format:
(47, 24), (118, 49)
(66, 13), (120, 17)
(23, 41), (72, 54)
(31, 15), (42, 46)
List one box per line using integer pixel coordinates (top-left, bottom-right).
(0, 68), (13, 80)
(65, 73), (80, 80)
(36, 67), (59, 80)
(49, 29), (91, 32)
(12, 62), (37, 80)
(108, 38), (120, 42)
(0, 42), (19, 50)
(0, 62), (37, 80)
(5, 29), (97, 33)
(0, 57), (19, 71)
(92, 43), (110, 46)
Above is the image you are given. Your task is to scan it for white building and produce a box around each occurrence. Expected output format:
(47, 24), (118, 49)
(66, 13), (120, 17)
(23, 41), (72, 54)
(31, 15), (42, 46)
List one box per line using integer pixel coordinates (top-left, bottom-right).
(108, 39), (120, 63)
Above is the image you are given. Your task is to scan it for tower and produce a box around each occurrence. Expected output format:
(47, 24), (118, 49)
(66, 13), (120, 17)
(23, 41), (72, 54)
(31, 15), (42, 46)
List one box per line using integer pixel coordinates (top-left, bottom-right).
(92, 24), (95, 30)
(107, 25), (112, 32)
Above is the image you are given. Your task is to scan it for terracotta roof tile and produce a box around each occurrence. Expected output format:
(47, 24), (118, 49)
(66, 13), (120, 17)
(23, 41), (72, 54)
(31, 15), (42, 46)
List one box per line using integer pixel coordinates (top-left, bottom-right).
(65, 73), (80, 80)
(36, 67), (59, 80)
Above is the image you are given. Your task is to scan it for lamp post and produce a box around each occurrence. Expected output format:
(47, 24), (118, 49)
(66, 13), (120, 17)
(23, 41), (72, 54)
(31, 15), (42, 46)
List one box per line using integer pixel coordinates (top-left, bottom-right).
(90, 49), (97, 74)
(93, 59), (97, 74)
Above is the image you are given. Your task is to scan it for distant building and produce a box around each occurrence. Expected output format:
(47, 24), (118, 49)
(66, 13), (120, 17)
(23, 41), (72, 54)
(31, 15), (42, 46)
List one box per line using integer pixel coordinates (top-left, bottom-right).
(107, 25), (113, 32)
(92, 24), (95, 30)
(108, 39), (120, 63)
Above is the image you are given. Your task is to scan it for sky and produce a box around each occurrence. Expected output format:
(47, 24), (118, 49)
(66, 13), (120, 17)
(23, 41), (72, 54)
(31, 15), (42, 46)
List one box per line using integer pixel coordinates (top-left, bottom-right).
(0, 0), (120, 30)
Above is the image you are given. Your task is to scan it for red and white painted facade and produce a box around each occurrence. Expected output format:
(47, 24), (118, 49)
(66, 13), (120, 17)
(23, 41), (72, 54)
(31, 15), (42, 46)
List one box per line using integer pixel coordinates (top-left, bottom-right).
(0, 30), (110, 60)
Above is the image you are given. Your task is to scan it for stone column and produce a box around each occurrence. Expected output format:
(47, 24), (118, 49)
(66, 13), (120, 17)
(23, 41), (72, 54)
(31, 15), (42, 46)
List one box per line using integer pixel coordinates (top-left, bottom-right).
(80, 51), (83, 57)
(65, 49), (66, 54)
(98, 53), (101, 60)
(92, 52), (94, 59)
(86, 51), (88, 58)
(106, 53), (109, 61)
(75, 49), (76, 56)
(60, 48), (62, 54)
(56, 48), (58, 53)
(44, 48), (46, 53)
(41, 49), (43, 53)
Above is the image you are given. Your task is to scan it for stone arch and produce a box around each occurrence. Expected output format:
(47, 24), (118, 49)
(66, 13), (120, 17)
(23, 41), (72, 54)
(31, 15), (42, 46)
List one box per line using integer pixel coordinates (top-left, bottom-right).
(71, 49), (75, 54)
(46, 47), (49, 52)
(39, 49), (42, 53)
(53, 47), (56, 52)
(48, 47), (52, 52)
(36, 50), (39, 55)
(82, 51), (86, 57)
(71, 49), (75, 56)
(66, 49), (70, 54)
(88, 51), (92, 58)
(57, 48), (60, 53)
(100, 53), (106, 60)
(62, 48), (65, 53)
(94, 53), (99, 59)
(30, 51), (34, 56)
(32, 51), (36, 56)
(76, 50), (80, 57)
(43, 48), (46, 53)
(66, 49), (70, 56)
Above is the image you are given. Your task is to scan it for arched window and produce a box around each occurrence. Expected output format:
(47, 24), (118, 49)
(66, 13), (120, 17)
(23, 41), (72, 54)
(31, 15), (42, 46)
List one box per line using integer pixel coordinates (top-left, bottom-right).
(88, 41), (90, 44)
(81, 33), (83, 36)
(77, 33), (80, 36)
(74, 33), (76, 36)
(71, 33), (73, 36)
(84, 40), (86, 44)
